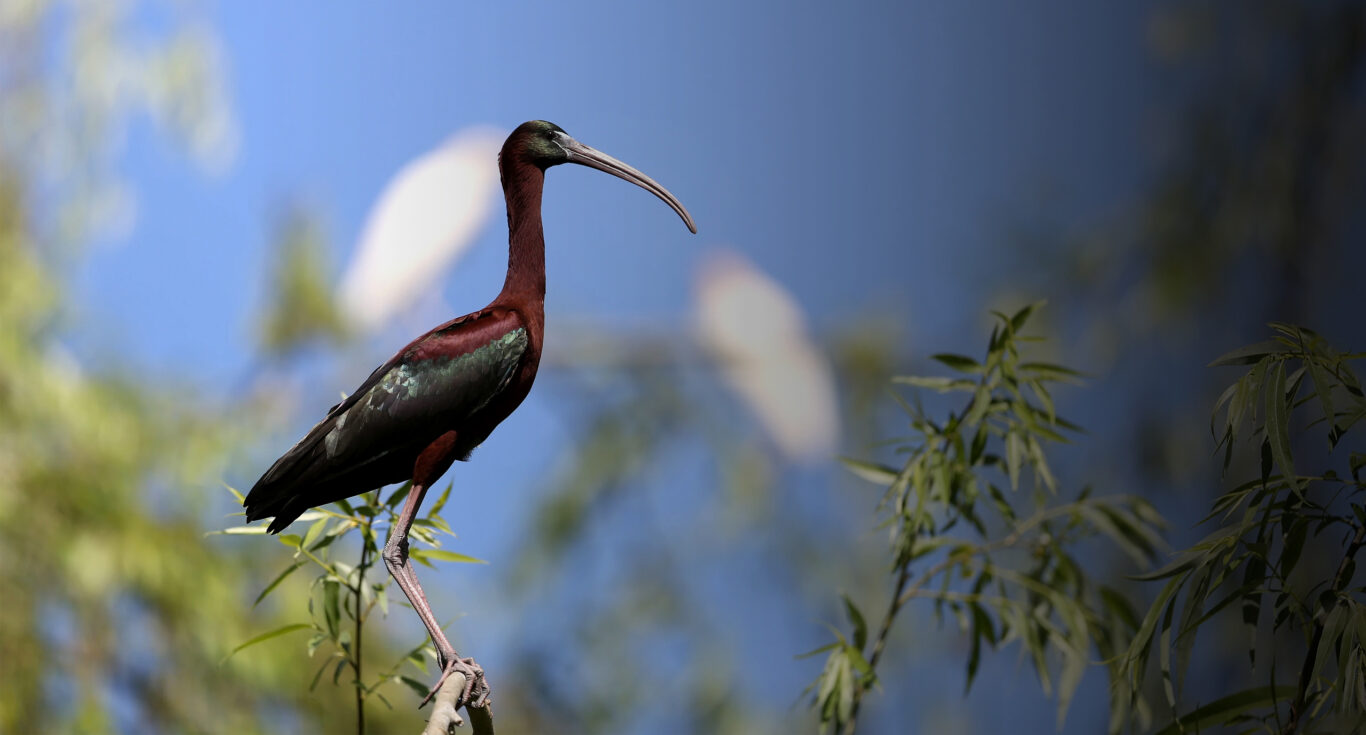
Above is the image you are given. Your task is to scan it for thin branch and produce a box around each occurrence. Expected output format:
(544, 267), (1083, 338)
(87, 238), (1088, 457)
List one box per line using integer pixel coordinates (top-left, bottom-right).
(835, 358), (1078, 734)
(840, 499), (1078, 734)
(868, 563), (912, 673)
(423, 672), (495, 735)
(894, 502), (1077, 610)
(354, 513), (372, 735)
(1282, 522), (1366, 734)
(841, 559), (912, 735)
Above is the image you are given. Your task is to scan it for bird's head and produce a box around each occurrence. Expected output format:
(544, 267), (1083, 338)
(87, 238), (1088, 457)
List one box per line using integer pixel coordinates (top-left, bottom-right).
(502, 120), (697, 233)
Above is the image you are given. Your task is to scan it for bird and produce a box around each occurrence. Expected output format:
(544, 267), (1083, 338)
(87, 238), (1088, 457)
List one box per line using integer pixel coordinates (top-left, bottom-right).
(243, 120), (696, 709)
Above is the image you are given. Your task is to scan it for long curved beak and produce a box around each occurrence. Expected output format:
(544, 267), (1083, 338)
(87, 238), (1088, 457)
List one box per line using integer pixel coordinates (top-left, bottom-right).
(555, 133), (697, 234)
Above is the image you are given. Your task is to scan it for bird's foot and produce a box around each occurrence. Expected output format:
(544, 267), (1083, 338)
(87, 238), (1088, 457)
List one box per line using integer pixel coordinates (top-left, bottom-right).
(420, 656), (490, 710)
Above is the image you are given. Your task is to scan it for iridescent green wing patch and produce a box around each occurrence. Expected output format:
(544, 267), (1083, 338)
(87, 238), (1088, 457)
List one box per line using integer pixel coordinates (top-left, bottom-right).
(324, 327), (528, 457)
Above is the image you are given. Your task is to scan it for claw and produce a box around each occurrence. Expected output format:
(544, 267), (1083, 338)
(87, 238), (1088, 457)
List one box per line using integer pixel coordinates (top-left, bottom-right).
(421, 656), (490, 710)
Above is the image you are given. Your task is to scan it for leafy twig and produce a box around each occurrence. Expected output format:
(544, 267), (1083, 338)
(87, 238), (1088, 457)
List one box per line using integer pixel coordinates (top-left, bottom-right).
(842, 560), (911, 735)
(809, 304), (1162, 733)
(1282, 523), (1366, 734)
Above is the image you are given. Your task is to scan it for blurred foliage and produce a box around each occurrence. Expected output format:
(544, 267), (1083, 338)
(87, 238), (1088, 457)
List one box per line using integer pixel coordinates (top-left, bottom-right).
(991, 3), (1366, 732)
(0, 0), (236, 253)
(808, 305), (1164, 734)
(257, 206), (349, 360)
(0, 2), (417, 733)
(1018, 2), (1366, 341)
(1120, 325), (1366, 734)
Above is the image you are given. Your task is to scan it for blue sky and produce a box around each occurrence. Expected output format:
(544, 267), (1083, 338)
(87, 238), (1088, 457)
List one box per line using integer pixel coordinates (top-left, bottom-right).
(80, 1), (1157, 381)
(71, 2), (1171, 731)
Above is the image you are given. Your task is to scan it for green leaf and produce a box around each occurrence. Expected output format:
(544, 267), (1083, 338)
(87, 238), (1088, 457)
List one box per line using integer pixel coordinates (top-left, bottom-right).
(844, 642), (875, 683)
(893, 375), (976, 392)
(797, 640), (842, 659)
(322, 580), (340, 638)
(373, 583), (389, 617)
(333, 497), (357, 516)
(842, 594), (868, 651)
(1158, 595), (1178, 710)
(1154, 685), (1297, 735)
(428, 481), (454, 516)
(306, 632), (326, 658)
(984, 482), (1016, 522)
(1020, 362), (1086, 383)
(964, 385), (992, 426)
(385, 481), (412, 510)
(397, 675), (430, 699)
(905, 536), (964, 562)
(424, 513), (455, 538)
(1100, 586), (1141, 630)
(1008, 301), (1042, 333)
(1005, 430), (1023, 491)
(931, 353), (984, 374)
(1264, 360), (1303, 495)
(840, 457), (899, 486)
(1313, 600), (1347, 684)
(1208, 340), (1283, 367)
(1241, 553), (1265, 667)
(253, 560), (305, 608)
(217, 525), (269, 535)
(1077, 505), (1158, 568)
(965, 603), (994, 693)
(969, 425), (989, 464)
(1130, 544), (1210, 582)
(1306, 357), (1340, 443)
(1280, 518), (1308, 580)
(1026, 434), (1057, 491)
(300, 516), (328, 553)
(1122, 576), (1184, 686)
(409, 548), (487, 565)
(1344, 450), (1366, 480)
(222, 623), (313, 662)
(222, 483), (245, 503)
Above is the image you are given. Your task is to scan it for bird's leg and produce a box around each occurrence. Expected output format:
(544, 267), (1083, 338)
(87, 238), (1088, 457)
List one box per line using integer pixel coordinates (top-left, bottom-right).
(381, 481), (489, 710)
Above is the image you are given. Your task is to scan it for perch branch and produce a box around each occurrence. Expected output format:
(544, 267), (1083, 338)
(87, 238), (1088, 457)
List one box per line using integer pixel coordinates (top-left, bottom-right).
(422, 670), (494, 735)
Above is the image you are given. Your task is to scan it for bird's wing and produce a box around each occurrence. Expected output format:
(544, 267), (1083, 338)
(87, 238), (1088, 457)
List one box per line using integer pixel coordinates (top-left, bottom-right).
(244, 308), (530, 526)
(320, 309), (531, 463)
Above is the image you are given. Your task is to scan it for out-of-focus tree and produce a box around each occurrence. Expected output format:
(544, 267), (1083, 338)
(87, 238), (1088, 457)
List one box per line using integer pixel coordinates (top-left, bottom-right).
(808, 305), (1165, 735)
(986, 2), (1366, 732)
(1119, 325), (1366, 734)
(258, 205), (349, 360)
(1015, 2), (1364, 337)
(0, 3), (420, 732)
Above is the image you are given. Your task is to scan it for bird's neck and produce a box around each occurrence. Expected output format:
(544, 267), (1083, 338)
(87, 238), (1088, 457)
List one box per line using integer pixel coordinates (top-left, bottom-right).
(496, 158), (547, 307)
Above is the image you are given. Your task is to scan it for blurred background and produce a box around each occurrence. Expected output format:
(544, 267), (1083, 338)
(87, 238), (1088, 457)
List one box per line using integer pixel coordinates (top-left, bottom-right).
(2, 1), (1364, 733)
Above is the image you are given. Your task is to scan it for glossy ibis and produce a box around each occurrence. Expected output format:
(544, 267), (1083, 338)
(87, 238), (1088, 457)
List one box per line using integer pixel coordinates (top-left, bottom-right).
(243, 120), (696, 709)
